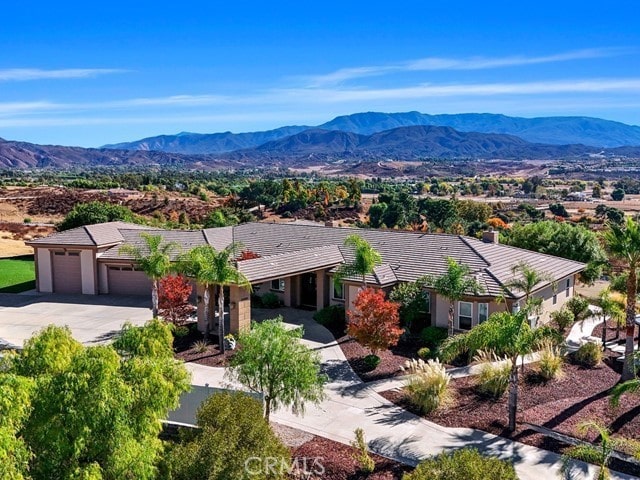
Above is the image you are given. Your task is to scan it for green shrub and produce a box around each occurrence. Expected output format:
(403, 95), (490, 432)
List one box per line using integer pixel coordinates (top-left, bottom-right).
(313, 305), (346, 330)
(538, 340), (564, 380)
(417, 347), (431, 360)
(574, 342), (603, 367)
(566, 295), (590, 322)
(403, 448), (519, 480)
(420, 326), (447, 348)
(404, 359), (452, 414)
(351, 428), (375, 473)
(476, 354), (510, 398)
(260, 292), (280, 309)
(363, 354), (381, 370)
(162, 391), (290, 480)
(551, 308), (575, 334)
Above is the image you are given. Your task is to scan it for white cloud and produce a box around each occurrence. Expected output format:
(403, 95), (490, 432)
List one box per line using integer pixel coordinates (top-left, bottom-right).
(0, 68), (126, 82)
(305, 48), (631, 86)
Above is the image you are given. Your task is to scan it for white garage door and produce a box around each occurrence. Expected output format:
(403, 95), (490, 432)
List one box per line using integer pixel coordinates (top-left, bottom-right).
(52, 251), (82, 294)
(107, 266), (152, 296)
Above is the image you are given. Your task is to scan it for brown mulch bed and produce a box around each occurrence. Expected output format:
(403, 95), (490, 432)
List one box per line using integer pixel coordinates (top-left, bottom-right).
(380, 352), (640, 477)
(336, 334), (421, 382)
(289, 433), (411, 479)
(592, 317), (639, 345)
(172, 324), (236, 367)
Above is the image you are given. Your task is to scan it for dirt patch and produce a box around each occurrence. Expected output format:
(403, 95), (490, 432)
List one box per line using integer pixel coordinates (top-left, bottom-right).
(380, 354), (640, 476)
(0, 186), (226, 225)
(0, 222), (55, 257)
(290, 434), (411, 479)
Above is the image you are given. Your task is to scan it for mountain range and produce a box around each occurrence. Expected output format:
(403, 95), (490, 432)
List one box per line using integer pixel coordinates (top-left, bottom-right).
(103, 111), (640, 153)
(2, 112), (640, 169)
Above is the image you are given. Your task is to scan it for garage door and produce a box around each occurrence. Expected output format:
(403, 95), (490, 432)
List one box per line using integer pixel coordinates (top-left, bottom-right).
(52, 251), (82, 294)
(107, 266), (152, 296)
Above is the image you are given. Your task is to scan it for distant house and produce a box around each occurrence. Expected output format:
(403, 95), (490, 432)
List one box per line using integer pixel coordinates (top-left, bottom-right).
(27, 222), (585, 334)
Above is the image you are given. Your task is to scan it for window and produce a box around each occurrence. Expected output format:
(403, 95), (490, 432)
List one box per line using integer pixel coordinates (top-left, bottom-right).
(331, 279), (344, 300)
(478, 303), (489, 323)
(54, 251), (65, 256)
(270, 279), (285, 292)
(424, 291), (431, 314)
(68, 251), (80, 257)
(458, 301), (473, 330)
(565, 278), (570, 297)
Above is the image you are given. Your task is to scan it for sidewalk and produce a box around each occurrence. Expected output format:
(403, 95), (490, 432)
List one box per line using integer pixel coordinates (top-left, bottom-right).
(184, 309), (633, 480)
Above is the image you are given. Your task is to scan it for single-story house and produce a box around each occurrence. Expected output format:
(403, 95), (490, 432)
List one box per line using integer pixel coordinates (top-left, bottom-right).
(27, 222), (585, 334)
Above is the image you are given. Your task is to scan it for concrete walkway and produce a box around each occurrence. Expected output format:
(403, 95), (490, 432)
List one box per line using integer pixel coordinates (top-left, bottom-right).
(184, 308), (635, 480)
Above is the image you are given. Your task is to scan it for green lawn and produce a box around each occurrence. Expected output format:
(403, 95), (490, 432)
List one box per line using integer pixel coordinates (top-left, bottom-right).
(0, 255), (35, 293)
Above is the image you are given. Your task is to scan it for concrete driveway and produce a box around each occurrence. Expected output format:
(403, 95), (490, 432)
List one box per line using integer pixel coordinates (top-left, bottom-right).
(0, 293), (152, 349)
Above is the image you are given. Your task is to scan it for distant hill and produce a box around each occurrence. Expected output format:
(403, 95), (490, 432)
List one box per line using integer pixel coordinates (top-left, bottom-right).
(103, 111), (640, 153)
(0, 138), (232, 169)
(103, 125), (309, 154)
(236, 125), (602, 160)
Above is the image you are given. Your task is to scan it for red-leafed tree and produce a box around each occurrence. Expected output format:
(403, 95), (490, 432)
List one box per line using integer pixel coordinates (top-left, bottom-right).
(238, 250), (261, 261)
(347, 287), (403, 355)
(158, 274), (196, 326)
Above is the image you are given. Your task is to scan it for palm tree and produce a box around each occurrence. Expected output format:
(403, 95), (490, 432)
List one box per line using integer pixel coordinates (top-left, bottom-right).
(426, 257), (484, 336)
(598, 288), (624, 347)
(334, 234), (382, 287)
(603, 217), (640, 381)
(440, 308), (559, 432)
(561, 421), (619, 480)
(610, 375), (640, 408)
(503, 261), (554, 323)
(178, 244), (251, 352)
(119, 233), (178, 318)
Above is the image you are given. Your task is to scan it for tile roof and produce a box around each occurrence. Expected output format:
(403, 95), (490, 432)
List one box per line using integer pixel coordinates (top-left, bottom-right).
(99, 229), (208, 260)
(33, 221), (585, 297)
(237, 245), (344, 283)
(26, 221), (150, 247)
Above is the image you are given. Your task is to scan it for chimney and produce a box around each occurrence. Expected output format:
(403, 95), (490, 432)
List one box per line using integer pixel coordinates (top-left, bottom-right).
(482, 230), (499, 244)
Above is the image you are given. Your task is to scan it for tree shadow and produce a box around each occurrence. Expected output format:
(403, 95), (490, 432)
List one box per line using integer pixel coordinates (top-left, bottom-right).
(542, 389), (613, 430)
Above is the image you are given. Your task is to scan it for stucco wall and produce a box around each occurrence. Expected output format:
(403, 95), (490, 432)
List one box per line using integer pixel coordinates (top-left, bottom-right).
(36, 248), (52, 293)
(80, 249), (96, 294)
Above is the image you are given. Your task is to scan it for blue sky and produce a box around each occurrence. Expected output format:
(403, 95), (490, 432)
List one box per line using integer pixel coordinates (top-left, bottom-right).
(1, 1), (639, 147)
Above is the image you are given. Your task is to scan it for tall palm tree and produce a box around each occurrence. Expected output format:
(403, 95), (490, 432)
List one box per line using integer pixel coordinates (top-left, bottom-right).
(119, 233), (178, 318)
(503, 261), (554, 322)
(334, 234), (382, 287)
(178, 244), (251, 352)
(603, 217), (640, 381)
(426, 257), (484, 336)
(440, 308), (559, 432)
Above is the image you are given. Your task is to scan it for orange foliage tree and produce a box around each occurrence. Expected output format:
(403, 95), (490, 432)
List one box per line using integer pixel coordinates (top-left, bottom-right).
(487, 217), (508, 230)
(158, 274), (196, 326)
(347, 287), (403, 355)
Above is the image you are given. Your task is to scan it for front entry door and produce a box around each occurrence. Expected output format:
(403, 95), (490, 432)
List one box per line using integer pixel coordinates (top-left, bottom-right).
(300, 272), (317, 308)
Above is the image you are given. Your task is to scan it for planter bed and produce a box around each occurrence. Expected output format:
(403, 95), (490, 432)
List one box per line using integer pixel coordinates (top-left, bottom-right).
(273, 424), (410, 479)
(379, 353), (640, 477)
